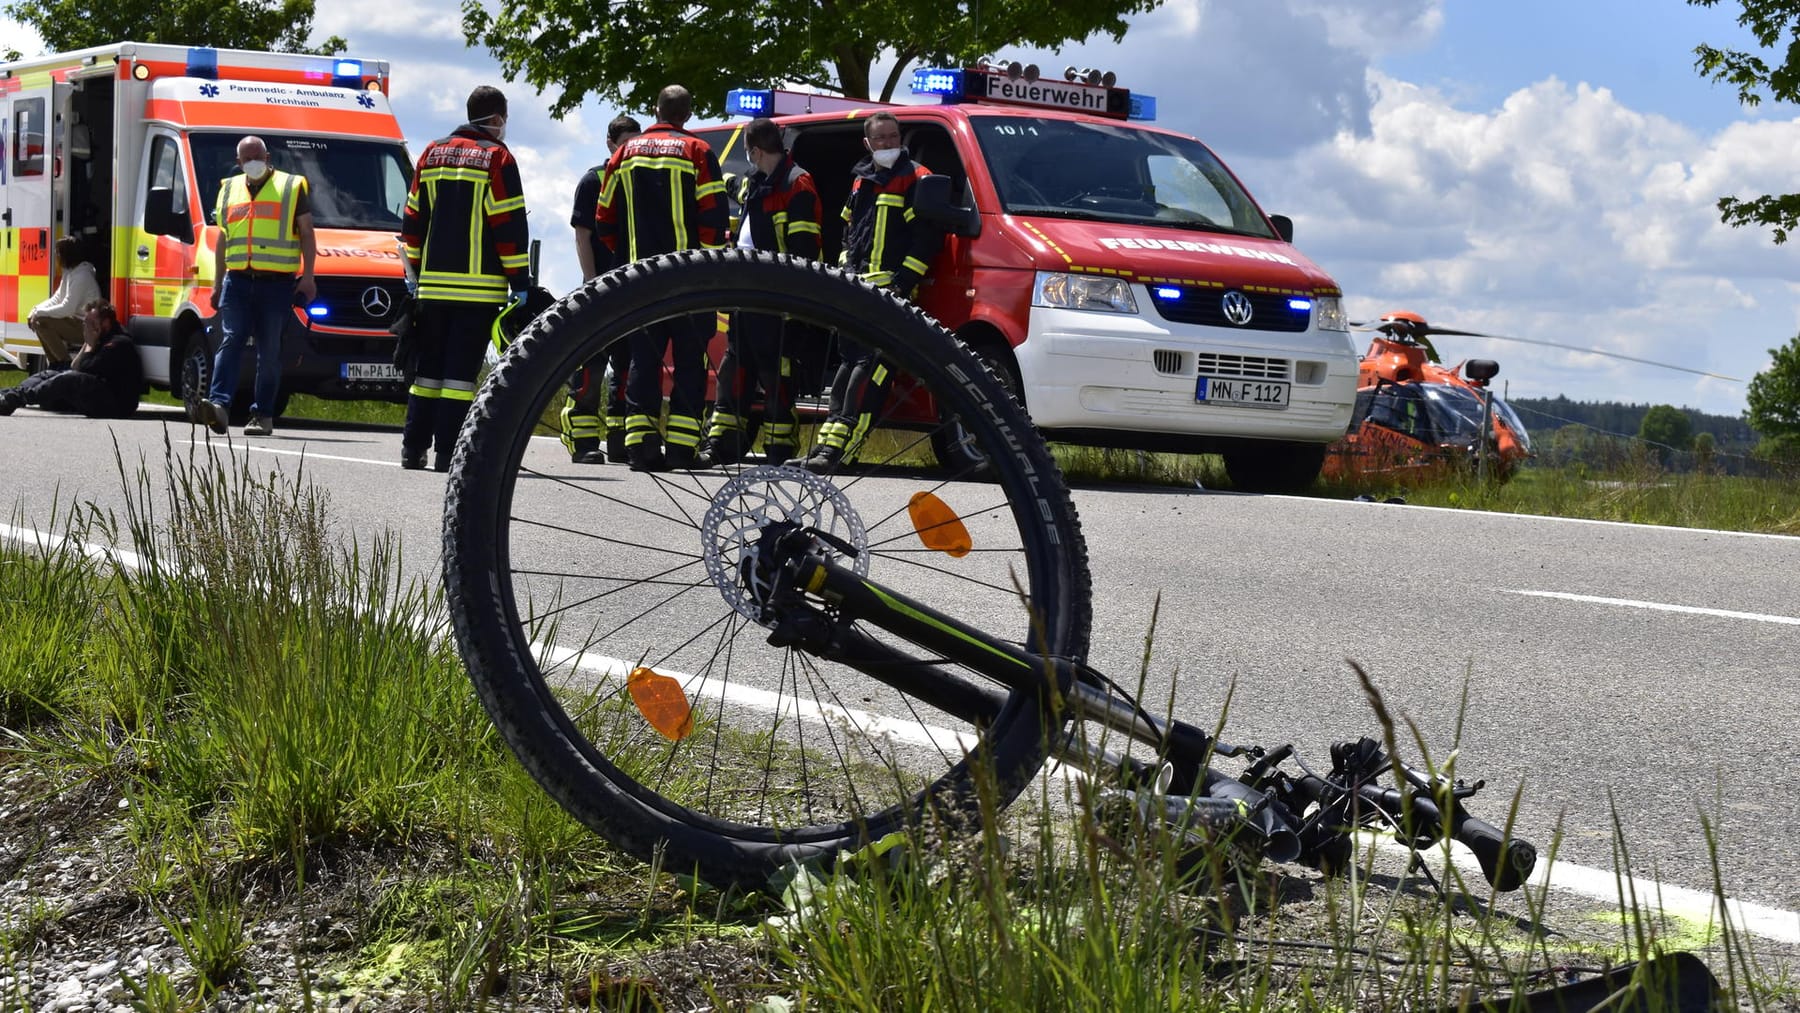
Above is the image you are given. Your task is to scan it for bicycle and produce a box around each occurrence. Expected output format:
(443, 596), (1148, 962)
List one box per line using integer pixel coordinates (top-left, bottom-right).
(442, 250), (1536, 895)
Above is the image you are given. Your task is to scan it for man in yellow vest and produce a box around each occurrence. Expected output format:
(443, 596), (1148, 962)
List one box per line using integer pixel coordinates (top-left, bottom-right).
(193, 135), (317, 437)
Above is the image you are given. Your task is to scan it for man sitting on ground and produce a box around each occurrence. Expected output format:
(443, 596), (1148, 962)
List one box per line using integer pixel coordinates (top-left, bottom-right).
(0, 299), (142, 419)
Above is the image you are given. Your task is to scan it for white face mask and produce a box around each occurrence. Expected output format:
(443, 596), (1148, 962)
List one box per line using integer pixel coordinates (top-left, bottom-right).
(870, 147), (902, 169)
(242, 159), (269, 180)
(480, 114), (506, 141)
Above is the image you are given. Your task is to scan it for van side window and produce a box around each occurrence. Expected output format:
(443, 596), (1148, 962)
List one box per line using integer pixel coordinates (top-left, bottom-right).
(148, 135), (189, 214)
(900, 123), (966, 203)
(11, 98), (46, 177)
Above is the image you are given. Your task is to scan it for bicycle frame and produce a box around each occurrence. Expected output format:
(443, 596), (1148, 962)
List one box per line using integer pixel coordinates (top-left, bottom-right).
(757, 523), (1538, 892)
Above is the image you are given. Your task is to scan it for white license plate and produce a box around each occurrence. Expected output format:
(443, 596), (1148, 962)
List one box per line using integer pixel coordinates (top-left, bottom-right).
(1196, 376), (1290, 409)
(342, 362), (402, 381)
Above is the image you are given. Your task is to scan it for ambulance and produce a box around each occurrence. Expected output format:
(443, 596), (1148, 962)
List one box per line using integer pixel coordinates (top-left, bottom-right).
(698, 66), (1361, 490)
(0, 43), (414, 418)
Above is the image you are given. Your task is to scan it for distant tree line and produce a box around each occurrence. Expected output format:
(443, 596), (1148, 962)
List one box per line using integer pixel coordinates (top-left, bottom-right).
(1506, 396), (1785, 476)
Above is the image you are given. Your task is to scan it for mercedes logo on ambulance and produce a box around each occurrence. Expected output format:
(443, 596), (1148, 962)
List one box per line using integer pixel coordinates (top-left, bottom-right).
(361, 286), (393, 318)
(1221, 290), (1254, 326)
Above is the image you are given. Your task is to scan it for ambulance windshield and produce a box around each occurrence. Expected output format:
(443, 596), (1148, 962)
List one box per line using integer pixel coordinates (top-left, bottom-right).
(971, 116), (1276, 238)
(192, 133), (413, 231)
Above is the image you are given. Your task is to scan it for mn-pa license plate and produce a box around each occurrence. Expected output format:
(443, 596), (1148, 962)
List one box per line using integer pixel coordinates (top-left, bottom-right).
(1195, 376), (1290, 409)
(342, 362), (403, 381)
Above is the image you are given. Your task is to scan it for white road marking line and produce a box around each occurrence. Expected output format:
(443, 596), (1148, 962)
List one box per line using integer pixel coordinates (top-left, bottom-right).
(8, 520), (1798, 944)
(1500, 589), (1800, 626)
(178, 438), (404, 468)
(1299, 495), (1800, 542)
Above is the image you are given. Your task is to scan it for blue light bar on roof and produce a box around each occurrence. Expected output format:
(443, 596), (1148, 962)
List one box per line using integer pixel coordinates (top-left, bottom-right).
(1128, 93), (1157, 121)
(726, 88), (774, 117)
(910, 68), (965, 99)
(185, 47), (219, 80)
(331, 59), (363, 88)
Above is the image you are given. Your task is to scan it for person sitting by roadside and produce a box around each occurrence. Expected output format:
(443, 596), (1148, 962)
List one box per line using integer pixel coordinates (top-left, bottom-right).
(25, 238), (102, 368)
(0, 299), (142, 419)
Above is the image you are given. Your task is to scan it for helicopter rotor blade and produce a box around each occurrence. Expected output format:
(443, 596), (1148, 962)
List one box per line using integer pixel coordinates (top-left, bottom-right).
(1419, 327), (1743, 383)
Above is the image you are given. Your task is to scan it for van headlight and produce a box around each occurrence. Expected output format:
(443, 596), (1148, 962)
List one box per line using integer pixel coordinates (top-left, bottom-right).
(1032, 271), (1138, 314)
(1312, 295), (1349, 332)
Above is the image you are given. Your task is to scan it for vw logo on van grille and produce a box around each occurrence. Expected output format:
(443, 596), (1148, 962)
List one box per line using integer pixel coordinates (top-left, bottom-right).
(1221, 290), (1254, 327)
(361, 286), (393, 318)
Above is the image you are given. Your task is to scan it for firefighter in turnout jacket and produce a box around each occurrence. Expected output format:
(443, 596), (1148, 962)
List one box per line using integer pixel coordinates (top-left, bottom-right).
(400, 86), (531, 471)
(594, 84), (728, 471)
(795, 111), (943, 473)
(563, 113), (642, 464)
(699, 117), (822, 467)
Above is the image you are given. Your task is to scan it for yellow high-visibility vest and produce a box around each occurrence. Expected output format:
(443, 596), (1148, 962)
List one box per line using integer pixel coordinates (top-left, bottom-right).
(217, 170), (305, 273)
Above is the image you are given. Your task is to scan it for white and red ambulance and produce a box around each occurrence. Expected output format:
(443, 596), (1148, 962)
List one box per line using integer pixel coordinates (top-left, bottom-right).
(697, 68), (1359, 490)
(1, 43), (414, 418)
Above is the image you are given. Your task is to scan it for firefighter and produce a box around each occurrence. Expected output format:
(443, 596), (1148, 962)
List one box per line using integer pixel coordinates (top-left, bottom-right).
(563, 113), (641, 464)
(399, 85), (532, 472)
(195, 134), (317, 438)
(594, 84), (728, 471)
(699, 117), (823, 467)
(793, 111), (943, 473)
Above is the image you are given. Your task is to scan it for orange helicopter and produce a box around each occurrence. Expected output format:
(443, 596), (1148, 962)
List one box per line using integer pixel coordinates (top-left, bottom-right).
(1323, 310), (1534, 484)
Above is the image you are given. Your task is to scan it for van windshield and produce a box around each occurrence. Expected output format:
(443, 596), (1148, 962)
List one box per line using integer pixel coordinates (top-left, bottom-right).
(970, 116), (1276, 238)
(191, 133), (412, 231)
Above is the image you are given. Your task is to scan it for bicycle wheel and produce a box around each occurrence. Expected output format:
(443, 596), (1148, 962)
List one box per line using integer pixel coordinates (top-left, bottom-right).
(444, 251), (1091, 891)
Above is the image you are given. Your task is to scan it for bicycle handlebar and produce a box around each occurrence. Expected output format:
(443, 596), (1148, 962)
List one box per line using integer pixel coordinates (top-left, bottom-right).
(1354, 784), (1536, 891)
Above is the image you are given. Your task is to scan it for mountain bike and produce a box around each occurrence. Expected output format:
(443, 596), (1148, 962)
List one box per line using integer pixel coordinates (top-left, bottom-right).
(441, 250), (1536, 894)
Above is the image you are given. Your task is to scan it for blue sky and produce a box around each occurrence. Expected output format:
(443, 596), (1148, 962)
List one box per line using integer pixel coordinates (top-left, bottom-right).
(6, 0), (1796, 416)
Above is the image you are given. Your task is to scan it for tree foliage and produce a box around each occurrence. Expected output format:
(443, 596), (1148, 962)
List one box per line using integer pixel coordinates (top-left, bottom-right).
(1637, 404), (1695, 462)
(1746, 332), (1800, 440)
(1689, 0), (1800, 242)
(460, 0), (1159, 120)
(2, 0), (343, 58)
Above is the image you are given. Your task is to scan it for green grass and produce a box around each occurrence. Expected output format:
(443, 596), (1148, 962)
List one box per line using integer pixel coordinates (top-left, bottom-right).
(1, 446), (1788, 1009)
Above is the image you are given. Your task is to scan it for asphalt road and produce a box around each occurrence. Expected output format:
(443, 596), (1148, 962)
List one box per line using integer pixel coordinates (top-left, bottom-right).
(4, 404), (1798, 923)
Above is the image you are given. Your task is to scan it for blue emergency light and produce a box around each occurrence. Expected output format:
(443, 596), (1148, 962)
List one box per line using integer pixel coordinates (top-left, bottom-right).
(331, 59), (364, 88)
(1128, 93), (1157, 121)
(307, 305), (330, 318)
(726, 88), (774, 117)
(1154, 286), (1182, 300)
(1287, 298), (1313, 312)
(185, 47), (219, 80)
(910, 68), (965, 99)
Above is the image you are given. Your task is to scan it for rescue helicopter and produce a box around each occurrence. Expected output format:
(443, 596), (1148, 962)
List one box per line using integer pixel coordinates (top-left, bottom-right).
(1323, 310), (1746, 485)
(1323, 311), (1532, 484)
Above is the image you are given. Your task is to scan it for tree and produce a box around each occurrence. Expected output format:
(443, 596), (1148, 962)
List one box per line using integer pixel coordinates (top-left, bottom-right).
(461, 0), (1159, 120)
(1693, 431), (1717, 473)
(1638, 404), (1694, 464)
(1746, 332), (1800, 443)
(1689, 0), (1800, 242)
(3, 0), (343, 57)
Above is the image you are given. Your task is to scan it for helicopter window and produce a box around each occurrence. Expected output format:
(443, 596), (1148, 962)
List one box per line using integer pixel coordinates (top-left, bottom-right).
(1368, 385), (1428, 439)
(1419, 385), (1487, 445)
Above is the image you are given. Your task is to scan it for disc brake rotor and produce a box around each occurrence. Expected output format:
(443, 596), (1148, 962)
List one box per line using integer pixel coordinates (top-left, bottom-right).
(700, 465), (870, 624)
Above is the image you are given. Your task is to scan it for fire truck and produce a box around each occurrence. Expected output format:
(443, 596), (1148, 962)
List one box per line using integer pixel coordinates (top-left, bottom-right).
(696, 65), (1360, 490)
(0, 43), (414, 418)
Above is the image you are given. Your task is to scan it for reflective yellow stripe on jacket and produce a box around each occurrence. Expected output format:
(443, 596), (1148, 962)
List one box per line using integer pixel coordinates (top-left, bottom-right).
(218, 170), (303, 273)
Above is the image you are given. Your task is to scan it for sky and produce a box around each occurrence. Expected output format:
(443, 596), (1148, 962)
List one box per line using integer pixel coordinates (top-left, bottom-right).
(5, 0), (1796, 416)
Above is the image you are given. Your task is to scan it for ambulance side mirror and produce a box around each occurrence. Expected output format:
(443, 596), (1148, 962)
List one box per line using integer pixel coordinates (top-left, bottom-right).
(145, 186), (192, 242)
(1269, 214), (1294, 243)
(912, 174), (980, 239)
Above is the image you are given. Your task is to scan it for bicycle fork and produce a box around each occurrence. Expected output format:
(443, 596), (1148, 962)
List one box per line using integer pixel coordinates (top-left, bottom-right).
(755, 526), (1536, 891)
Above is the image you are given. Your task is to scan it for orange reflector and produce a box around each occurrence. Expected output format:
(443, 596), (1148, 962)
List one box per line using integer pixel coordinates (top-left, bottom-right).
(907, 491), (972, 558)
(628, 667), (695, 741)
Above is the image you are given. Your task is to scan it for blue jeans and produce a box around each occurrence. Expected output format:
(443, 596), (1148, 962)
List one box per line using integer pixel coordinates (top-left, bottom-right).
(209, 272), (294, 416)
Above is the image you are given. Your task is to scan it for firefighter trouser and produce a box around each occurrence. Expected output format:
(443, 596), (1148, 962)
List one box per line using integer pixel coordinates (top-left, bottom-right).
(405, 300), (500, 460)
(709, 312), (799, 451)
(624, 315), (707, 454)
(814, 336), (890, 460)
(561, 340), (632, 457)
